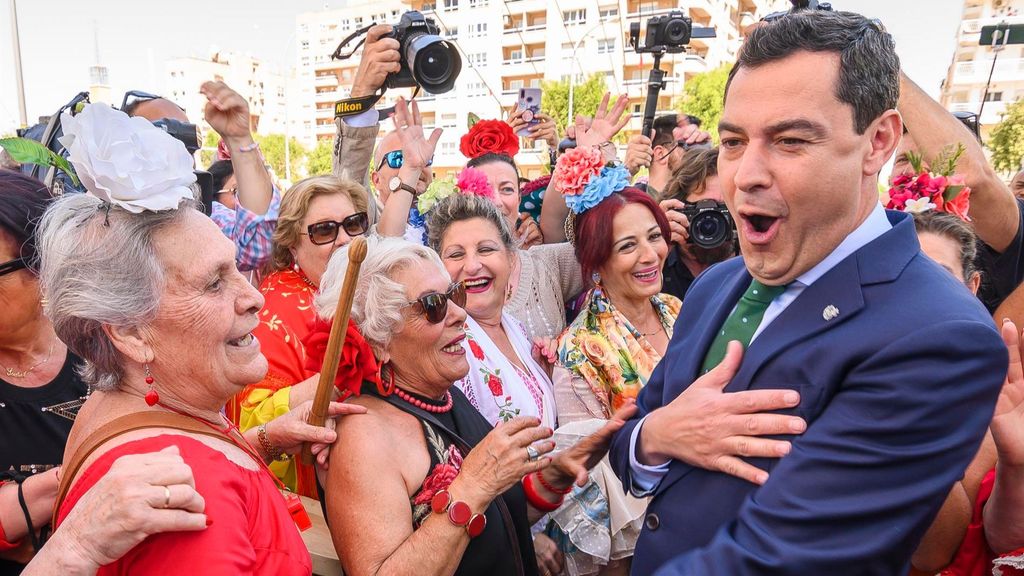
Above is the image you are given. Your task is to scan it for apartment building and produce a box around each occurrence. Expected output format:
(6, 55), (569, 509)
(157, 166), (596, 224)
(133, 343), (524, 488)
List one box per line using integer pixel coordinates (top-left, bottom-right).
(940, 0), (1024, 140)
(295, 0), (780, 178)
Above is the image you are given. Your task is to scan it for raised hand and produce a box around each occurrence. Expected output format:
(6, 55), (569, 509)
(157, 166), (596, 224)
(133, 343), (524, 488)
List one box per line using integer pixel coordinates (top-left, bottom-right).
(351, 25), (401, 99)
(200, 81), (252, 142)
(575, 93), (631, 149)
(625, 131), (655, 176)
(993, 320), (1024, 467)
(638, 341), (806, 485)
(392, 97), (442, 172)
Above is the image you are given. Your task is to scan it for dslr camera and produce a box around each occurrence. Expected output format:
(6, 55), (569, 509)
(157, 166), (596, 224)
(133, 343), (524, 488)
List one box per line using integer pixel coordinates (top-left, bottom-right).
(679, 200), (736, 250)
(386, 11), (462, 93)
(630, 10), (715, 55)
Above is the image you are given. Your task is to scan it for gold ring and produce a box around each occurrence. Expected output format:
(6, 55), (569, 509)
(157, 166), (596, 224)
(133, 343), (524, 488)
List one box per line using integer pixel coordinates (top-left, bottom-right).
(163, 486), (171, 509)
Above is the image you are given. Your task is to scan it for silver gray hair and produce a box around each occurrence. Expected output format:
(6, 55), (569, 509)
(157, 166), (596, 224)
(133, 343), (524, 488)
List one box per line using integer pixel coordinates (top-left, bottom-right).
(426, 193), (518, 253)
(315, 235), (449, 357)
(36, 194), (195, 390)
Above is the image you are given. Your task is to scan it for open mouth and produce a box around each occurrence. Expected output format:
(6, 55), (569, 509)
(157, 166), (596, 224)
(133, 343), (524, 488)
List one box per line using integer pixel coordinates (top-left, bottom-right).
(442, 334), (466, 355)
(227, 333), (255, 347)
(632, 267), (660, 283)
(740, 213), (781, 245)
(463, 277), (493, 294)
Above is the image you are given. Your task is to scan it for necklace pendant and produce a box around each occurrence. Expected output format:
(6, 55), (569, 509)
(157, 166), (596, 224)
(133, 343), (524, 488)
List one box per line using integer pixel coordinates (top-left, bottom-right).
(5, 367), (27, 378)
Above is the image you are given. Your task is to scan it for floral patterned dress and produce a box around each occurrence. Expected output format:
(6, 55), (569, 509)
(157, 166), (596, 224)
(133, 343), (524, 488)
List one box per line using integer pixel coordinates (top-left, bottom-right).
(548, 287), (681, 575)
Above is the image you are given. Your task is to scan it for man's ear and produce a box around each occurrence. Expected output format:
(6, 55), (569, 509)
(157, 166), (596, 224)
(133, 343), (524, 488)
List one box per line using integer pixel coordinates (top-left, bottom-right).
(101, 323), (152, 365)
(864, 109), (902, 177)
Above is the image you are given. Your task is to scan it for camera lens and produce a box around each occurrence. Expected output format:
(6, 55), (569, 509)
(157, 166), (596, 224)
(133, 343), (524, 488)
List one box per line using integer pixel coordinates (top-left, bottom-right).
(690, 211), (729, 250)
(664, 17), (691, 45)
(407, 34), (462, 93)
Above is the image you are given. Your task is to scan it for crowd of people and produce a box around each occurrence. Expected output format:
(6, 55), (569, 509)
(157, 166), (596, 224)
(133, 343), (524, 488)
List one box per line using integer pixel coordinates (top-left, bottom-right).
(5, 7), (1024, 576)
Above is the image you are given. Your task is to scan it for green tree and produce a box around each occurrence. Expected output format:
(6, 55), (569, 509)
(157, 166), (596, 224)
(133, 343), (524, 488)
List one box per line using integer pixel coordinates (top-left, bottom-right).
(989, 98), (1024, 175)
(676, 65), (731, 144)
(541, 73), (611, 139)
(306, 139), (334, 175)
(254, 134), (308, 180)
(199, 130), (220, 168)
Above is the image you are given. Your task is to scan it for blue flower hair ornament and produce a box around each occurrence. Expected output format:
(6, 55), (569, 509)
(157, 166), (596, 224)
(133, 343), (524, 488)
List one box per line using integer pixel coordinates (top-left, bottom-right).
(564, 165), (632, 215)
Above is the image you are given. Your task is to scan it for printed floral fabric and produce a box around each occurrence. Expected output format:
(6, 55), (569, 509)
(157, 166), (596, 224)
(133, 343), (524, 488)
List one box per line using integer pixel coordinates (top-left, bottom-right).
(556, 288), (681, 417)
(455, 314), (557, 429)
(411, 420), (464, 528)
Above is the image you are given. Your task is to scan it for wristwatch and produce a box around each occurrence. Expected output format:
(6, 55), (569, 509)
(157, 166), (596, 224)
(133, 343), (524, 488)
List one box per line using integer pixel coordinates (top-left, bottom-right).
(389, 176), (419, 197)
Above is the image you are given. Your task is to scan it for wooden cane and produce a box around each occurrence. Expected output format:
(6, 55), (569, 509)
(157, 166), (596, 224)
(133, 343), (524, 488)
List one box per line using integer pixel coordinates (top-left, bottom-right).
(301, 236), (369, 466)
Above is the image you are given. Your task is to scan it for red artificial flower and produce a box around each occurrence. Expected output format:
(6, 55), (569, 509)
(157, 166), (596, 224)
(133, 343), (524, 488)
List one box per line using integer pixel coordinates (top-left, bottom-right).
(945, 187), (971, 221)
(303, 317), (381, 400)
(486, 373), (504, 397)
(459, 119), (520, 159)
(468, 339), (485, 360)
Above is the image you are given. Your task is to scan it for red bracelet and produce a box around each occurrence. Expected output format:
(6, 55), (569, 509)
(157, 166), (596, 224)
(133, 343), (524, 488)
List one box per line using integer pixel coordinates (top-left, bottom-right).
(535, 471), (573, 495)
(522, 472), (564, 513)
(431, 490), (487, 538)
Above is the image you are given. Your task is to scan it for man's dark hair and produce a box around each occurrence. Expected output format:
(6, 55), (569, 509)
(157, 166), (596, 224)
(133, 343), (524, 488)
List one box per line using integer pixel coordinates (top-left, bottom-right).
(726, 10), (899, 134)
(207, 159), (234, 191)
(0, 169), (52, 267)
(683, 114), (702, 128)
(664, 147), (719, 203)
(652, 114), (678, 148)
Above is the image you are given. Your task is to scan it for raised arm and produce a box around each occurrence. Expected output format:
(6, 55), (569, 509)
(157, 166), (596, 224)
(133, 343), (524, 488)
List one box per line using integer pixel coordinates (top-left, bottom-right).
(201, 81), (273, 215)
(898, 73), (1019, 252)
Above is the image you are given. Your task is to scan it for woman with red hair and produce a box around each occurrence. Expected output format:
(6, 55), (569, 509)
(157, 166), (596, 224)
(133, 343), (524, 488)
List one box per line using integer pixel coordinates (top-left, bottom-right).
(545, 148), (680, 576)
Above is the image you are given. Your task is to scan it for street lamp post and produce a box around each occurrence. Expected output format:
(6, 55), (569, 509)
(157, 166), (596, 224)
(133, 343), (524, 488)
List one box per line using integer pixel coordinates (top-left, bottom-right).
(10, 0), (28, 128)
(568, 19), (618, 127)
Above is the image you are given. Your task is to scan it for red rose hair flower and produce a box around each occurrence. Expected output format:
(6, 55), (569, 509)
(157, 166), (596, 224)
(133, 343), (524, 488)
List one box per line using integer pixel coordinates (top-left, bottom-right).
(460, 119), (520, 159)
(303, 317), (381, 399)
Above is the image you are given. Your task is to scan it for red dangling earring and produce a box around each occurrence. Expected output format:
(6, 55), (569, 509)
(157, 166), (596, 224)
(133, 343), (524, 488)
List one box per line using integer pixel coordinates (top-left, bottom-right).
(144, 364), (159, 406)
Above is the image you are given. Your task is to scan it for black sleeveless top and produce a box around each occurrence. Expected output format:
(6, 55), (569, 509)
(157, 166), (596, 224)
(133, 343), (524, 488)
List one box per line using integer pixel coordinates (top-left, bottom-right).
(319, 386), (538, 576)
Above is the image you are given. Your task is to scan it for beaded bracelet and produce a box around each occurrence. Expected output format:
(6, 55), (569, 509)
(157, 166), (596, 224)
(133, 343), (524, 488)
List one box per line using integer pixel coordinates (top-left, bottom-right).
(522, 472), (564, 513)
(535, 471), (573, 495)
(431, 489), (487, 537)
(238, 141), (260, 153)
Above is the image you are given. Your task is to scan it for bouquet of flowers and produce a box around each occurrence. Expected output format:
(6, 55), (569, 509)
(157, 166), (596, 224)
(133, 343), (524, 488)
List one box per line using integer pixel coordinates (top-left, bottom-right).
(885, 143), (971, 221)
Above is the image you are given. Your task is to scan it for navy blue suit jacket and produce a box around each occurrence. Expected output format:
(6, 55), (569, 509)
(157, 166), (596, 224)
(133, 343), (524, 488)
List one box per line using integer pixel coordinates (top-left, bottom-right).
(609, 211), (1007, 575)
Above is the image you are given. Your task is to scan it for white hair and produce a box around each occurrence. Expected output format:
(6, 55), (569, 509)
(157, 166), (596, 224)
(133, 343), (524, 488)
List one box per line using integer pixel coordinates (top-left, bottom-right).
(315, 235), (449, 356)
(36, 194), (194, 390)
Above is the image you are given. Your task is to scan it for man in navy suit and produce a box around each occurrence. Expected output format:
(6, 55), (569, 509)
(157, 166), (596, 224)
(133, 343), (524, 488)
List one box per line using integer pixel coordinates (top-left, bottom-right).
(609, 10), (1008, 575)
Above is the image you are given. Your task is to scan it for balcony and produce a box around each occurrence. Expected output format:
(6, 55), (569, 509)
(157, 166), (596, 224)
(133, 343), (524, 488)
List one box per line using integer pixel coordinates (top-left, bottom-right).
(314, 74), (338, 88)
(315, 106), (335, 119)
(952, 58), (1024, 85)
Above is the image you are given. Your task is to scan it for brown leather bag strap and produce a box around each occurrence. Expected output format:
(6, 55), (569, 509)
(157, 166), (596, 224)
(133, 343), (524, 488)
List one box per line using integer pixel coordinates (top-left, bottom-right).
(53, 412), (230, 527)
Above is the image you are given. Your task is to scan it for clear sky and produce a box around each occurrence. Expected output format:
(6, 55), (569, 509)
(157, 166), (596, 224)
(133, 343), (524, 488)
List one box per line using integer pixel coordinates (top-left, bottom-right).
(0, 0), (964, 135)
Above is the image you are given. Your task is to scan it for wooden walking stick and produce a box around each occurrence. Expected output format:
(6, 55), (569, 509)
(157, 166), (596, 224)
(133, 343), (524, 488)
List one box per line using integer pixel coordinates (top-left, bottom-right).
(301, 236), (368, 466)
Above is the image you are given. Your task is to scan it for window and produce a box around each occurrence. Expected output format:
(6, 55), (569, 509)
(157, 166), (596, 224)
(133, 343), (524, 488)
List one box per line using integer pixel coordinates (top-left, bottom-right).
(561, 42), (575, 52)
(985, 91), (1004, 102)
(446, 26), (458, 38)
(468, 23), (488, 37)
(509, 79), (524, 90)
(441, 113), (457, 128)
(301, 40), (310, 50)
(468, 0), (488, 6)
(441, 141), (457, 152)
(421, 1), (436, 10)
(354, 17), (363, 27)
(597, 38), (615, 54)
(509, 49), (523, 61)
(444, 0), (458, 8)
(467, 82), (487, 96)
(599, 6), (618, 20)
(563, 9), (586, 24)
(469, 52), (488, 66)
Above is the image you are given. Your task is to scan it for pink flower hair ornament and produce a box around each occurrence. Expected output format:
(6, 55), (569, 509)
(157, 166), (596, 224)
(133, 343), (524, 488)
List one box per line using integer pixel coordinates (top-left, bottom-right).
(455, 167), (496, 200)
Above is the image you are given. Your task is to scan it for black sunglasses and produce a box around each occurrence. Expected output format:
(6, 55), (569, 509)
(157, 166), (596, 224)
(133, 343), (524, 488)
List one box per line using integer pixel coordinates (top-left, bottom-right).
(119, 90), (186, 114)
(407, 282), (467, 324)
(304, 212), (369, 245)
(375, 150), (434, 172)
(0, 258), (26, 278)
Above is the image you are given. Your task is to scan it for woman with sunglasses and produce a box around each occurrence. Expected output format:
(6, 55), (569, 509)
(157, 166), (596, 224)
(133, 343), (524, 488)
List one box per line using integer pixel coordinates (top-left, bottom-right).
(316, 235), (634, 576)
(227, 175), (369, 498)
(0, 170), (88, 571)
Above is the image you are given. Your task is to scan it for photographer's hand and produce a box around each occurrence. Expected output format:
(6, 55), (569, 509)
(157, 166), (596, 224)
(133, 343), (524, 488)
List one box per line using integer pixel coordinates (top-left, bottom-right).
(351, 25), (402, 99)
(674, 124), (712, 148)
(575, 93), (630, 149)
(660, 198), (689, 245)
(625, 131), (655, 176)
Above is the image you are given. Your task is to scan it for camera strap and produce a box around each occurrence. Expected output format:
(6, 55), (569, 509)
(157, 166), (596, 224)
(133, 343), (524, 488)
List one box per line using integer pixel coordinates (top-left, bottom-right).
(334, 86), (421, 123)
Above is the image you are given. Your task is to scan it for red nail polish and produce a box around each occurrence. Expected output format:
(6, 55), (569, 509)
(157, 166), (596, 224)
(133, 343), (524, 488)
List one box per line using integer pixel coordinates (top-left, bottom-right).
(206, 517), (214, 527)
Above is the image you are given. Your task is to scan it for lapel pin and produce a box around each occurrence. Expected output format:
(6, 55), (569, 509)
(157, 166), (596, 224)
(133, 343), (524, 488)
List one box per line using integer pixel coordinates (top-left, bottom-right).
(823, 305), (839, 321)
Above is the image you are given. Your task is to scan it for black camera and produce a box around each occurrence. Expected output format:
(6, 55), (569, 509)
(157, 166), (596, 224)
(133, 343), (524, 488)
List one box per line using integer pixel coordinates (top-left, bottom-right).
(764, 0), (833, 22)
(152, 118), (200, 155)
(629, 11), (715, 55)
(678, 200), (736, 250)
(384, 11), (461, 93)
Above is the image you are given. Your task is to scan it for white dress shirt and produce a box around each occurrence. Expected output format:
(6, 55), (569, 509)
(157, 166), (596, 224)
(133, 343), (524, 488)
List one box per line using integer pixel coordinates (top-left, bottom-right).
(629, 202), (893, 491)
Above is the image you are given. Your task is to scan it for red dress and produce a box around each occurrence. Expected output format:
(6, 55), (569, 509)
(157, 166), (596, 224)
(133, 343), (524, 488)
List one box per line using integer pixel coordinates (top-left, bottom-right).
(55, 435), (312, 575)
(940, 469), (1024, 576)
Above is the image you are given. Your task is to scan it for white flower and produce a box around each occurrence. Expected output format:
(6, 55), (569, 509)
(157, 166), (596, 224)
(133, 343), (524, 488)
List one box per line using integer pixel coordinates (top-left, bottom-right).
(903, 197), (937, 214)
(59, 104), (196, 213)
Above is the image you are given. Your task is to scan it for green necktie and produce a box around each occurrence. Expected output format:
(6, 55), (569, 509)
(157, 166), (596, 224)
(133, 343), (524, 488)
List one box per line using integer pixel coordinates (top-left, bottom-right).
(700, 279), (788, 374)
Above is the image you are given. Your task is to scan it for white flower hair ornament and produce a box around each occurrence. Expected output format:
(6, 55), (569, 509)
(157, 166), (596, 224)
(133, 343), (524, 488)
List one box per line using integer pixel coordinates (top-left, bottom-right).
(58, 104), (196, 213)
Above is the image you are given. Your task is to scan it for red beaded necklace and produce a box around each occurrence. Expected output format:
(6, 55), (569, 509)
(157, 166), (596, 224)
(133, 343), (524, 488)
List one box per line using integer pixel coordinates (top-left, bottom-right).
(393, 387), (454, 413)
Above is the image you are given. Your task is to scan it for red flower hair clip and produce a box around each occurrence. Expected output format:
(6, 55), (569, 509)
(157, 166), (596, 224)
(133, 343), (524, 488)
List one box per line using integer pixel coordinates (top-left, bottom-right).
(459, 119), (519, 159)
(302, 317), (383, 399)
